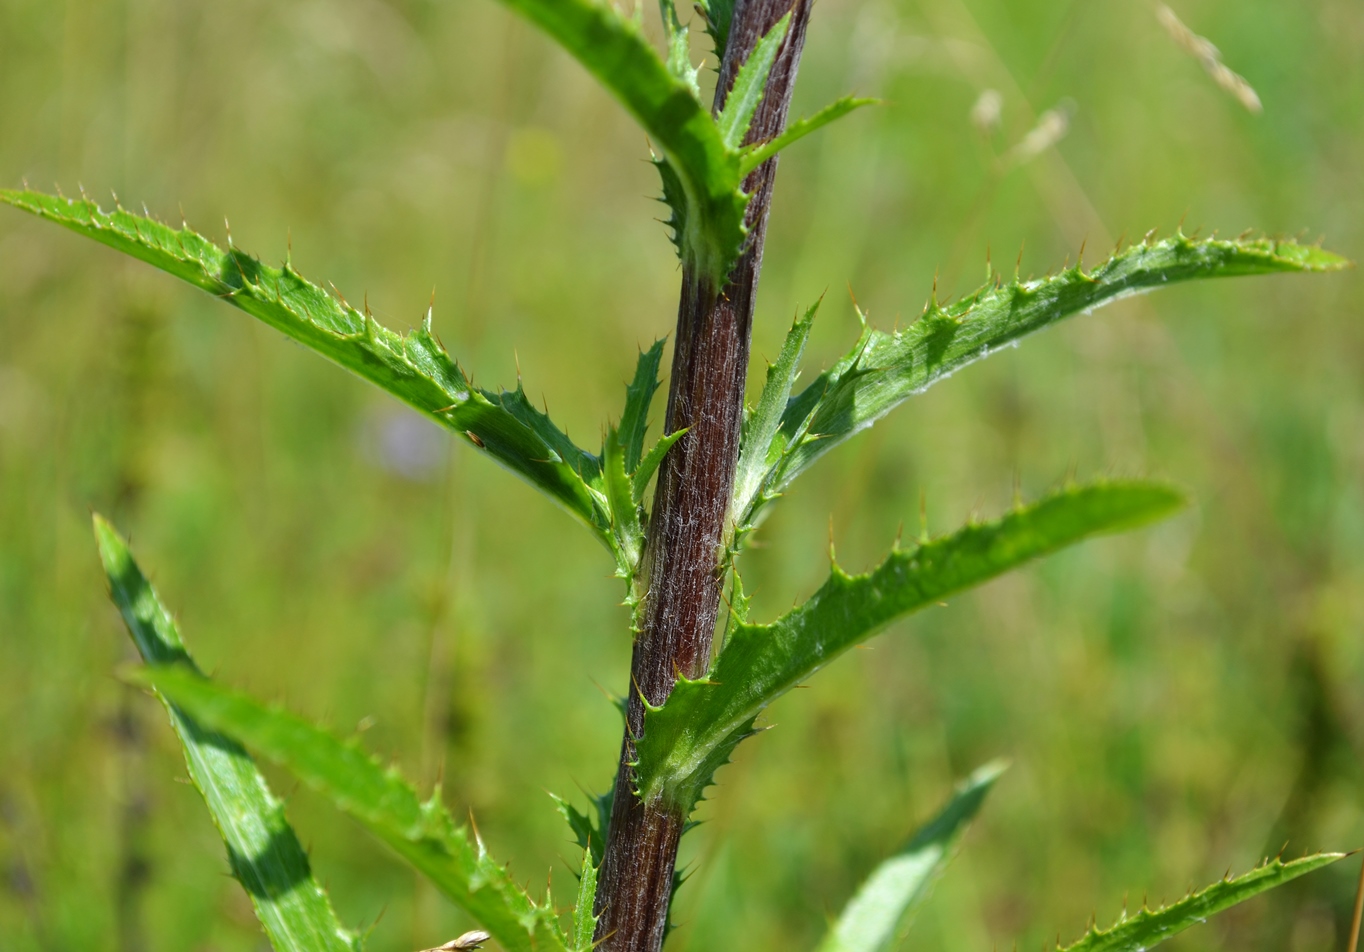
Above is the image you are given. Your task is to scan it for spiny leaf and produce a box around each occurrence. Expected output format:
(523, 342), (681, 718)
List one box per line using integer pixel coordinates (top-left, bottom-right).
(740, 96), (879, 175)
(695, 0), (734, 53)
(550, 788), (607, 951)
(730, 300), (818, 542)
(0, 189), (624, 568)
(552, 788), (613, 870)
(719, 564), (752, 645)
(619, 340), (666, 473)
(604, 426), (644, 576)
(654, 153), (692, 263)
(1058, 853), (1346, 952)
(658, 0), (700, 99)
(94, 516), (361, 952)
(633, 427), (688, 505)
(130, 666), (570, 952)
(634, 481), (1184, 811)
(817, 761), (1006, 952)
(572, 847), (599, 952)
(716, 13), (791, 150)
(492, 0), (746, 282)
(741, 233), (1348, 534)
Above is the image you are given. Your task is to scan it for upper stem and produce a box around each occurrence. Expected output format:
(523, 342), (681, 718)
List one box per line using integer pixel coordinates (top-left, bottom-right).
(593, 2), (814, 950)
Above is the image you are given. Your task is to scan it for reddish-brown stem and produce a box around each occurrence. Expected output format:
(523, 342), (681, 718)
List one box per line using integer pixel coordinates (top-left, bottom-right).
(592, 2), (813, 951)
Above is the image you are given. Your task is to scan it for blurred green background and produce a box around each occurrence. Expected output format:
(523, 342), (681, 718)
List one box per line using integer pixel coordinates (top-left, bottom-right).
(1, 0), (1361, 950)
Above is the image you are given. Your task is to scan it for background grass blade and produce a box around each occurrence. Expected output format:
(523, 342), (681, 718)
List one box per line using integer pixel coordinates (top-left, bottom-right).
(818, 762), (1006, 952)
(634, 481), (1185, 811)
(742, 235), (1349, 533)
(93, 515), (361, 952)
(1059, 854), (1346, 952)
(128, 665), (569, 952)
(492, 0), (746, 282)
(1, 189), (620, 564)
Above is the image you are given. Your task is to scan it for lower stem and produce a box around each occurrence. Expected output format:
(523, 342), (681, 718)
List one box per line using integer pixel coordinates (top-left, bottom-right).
(593, 2), (813, 950)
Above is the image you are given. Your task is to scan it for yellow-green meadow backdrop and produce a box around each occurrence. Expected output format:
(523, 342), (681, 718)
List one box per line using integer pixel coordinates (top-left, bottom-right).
(1, 1), (1361, 950)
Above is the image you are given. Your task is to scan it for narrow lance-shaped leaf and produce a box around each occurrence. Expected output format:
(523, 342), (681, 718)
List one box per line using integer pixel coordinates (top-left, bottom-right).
(730, 300), (818, 542)
(572, 848), (599, 952)
(551, 791), (612, 871)
(818, 761), (1007, 952)
(739, 96), (879, 176)
(715, 13), (791, 150)
(0, 189), (625, 568)
(634, 481), (1185, 811)
(618, 340), (666, 473)
(657, 0), (700, 99)
(719, 565), (753, 644)
(695, 0), (735, 54)
(491, 0), (746, 282)
(633, 427), (688, 506)
(604, 426), (644, 578)
(94, 516), (361, 952)
(1058, 854), (1346, 952)
(740, 234), (1349, 535)
(130, 667), (571, 952)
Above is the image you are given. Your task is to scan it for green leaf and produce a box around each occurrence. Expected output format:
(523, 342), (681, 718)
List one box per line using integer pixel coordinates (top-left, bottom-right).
(604, 426), (644, 576)
(658, 0), (700, 99)
(716, 13), (791, 150)
(572, 848), (599, 952)
(93, 516), (361, 952)
(0, 189), (621, 563)
(730, 300), (818, 542)
(619, 340), (666, 473)
(492, 0), (746, 282)
(739, 96), (879, 175)
(695, 0), (734, 53)
(719, 564), (752, 644)
(552, 788), (613, 870)
(818, 761), (1006, 952)
(1058, 853), (1346, 952)
(633, 427), (688, 505)
(745, 234), (1349, 533)
(634, 481), (1185, 811)
(130, 666), (570, 952)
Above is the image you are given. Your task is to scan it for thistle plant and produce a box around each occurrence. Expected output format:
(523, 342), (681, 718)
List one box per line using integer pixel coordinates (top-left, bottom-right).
(1, 1), (1353, 952)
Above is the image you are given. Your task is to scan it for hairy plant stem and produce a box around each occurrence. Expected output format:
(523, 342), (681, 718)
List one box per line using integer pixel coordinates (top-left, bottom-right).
(594, 2), (813, 950)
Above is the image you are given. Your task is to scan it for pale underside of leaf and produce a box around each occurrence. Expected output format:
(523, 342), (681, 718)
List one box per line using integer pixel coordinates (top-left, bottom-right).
(634, 481), (1185, 811)
(736, 234), (1349, 537)
(604, 426), (644, 575)
(1058, 853), (1346, 952)
(658, 0), (701, 99)
(0, 188), (631, 572)
(730, 299), (818, 541)
(818, 761), (1006, 952)
(131, 666), (570, 952)
(94, 516), (361, 952)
